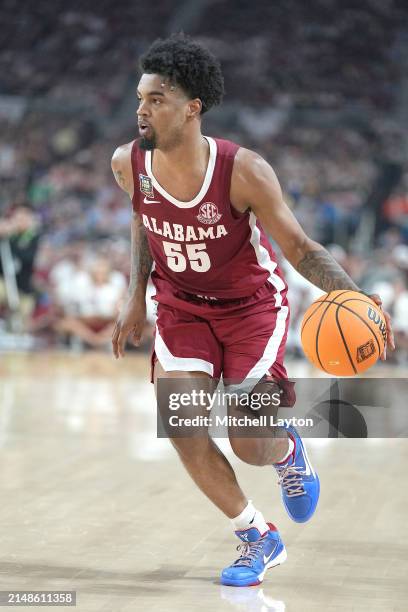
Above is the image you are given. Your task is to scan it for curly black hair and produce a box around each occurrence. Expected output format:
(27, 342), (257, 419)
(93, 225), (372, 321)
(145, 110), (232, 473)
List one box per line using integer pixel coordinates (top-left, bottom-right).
(140, 33), (224, 114)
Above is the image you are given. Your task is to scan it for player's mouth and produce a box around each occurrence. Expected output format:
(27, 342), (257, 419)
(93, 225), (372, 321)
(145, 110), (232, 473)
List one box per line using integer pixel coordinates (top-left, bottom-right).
(138, 121), (152, 137)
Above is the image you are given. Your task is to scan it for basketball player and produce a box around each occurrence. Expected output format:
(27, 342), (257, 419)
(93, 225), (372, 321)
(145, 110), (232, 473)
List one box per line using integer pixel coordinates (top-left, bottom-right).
(111, 34), (394, 587)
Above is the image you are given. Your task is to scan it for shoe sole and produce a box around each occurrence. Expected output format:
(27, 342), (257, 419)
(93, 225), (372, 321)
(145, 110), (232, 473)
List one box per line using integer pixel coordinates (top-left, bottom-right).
(220, 546), (287, 587)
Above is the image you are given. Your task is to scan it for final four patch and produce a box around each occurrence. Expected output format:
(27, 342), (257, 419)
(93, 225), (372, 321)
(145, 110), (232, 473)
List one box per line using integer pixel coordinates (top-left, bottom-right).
(139, 174), (154, 198)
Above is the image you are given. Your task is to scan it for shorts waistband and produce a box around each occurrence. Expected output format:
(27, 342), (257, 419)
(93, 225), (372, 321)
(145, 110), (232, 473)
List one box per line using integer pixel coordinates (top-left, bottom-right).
(177, 291), (248, 306)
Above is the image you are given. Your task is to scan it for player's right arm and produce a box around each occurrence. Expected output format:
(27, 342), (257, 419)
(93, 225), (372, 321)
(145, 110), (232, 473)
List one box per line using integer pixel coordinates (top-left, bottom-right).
(111, 144), (153, 358)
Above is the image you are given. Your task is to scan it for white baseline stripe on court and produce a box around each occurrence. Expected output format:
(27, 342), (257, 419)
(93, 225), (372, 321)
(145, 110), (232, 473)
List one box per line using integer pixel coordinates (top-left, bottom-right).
(155, 326), (214, 376)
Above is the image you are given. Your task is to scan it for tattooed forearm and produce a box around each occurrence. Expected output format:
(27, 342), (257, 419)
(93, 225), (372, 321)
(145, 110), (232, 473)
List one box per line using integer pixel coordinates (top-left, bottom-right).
(297, 248), (359, 293)
(129, 213), (153, 296)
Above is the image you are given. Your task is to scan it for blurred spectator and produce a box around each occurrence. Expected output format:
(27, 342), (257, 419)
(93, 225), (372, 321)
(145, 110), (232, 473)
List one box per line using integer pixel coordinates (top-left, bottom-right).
(53, 255), (127, 349)
(391, 277), (408, 362)
(0, 204), (42, 326)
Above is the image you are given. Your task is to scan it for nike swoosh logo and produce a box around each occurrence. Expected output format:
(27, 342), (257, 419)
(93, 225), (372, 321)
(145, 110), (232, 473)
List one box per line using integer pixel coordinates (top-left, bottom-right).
(298, 444), (314, 476)
(302, 463), (311, 476)
(143, 197), (160, 204)
(263, 548), (276, 564)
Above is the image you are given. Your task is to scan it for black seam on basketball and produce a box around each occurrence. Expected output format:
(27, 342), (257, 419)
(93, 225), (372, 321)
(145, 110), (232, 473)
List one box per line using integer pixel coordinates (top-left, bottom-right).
(340, 297), (378, 307)
(325, 290), (352, 302)
(339, 297), (382, 309)
(309, 298), (383, 353)
(339, 299), (386, 346)
(315, 297), (373, 308)
(301, 300), (325, 335)
(301, 290), (350, 335)
(315, 302), (333, 373)
(338, 303), (382, 354)
(335, 304), (357, 374)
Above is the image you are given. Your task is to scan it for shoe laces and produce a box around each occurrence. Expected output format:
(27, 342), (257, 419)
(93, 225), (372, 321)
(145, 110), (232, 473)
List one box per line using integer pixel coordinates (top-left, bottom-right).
(276, 463), (306, 497)
(233, 536), (267, 568)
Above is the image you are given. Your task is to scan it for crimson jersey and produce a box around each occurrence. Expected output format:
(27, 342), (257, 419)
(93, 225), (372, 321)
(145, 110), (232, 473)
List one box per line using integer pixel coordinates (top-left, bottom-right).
(131, 136), (287, 306)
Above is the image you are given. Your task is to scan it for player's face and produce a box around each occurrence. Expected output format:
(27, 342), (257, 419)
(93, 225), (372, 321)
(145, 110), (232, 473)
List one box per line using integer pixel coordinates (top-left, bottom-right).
(136, 73), (194, 151)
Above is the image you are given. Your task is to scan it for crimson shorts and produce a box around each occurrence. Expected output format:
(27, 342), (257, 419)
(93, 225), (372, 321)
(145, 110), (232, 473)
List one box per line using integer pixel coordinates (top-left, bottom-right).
(151, 280), (290, 386)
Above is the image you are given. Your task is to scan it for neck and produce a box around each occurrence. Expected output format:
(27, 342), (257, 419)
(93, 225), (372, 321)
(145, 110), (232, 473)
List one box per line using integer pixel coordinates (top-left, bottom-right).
(154, 128), (208, 175)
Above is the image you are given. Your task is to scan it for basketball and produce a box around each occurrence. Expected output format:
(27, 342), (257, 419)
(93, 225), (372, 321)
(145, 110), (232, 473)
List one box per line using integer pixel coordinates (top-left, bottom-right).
(301, 290), (387, 375)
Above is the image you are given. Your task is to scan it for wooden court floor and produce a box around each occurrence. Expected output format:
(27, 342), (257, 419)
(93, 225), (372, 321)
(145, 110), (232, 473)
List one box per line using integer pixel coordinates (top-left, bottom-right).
(0, 352), (407, 611)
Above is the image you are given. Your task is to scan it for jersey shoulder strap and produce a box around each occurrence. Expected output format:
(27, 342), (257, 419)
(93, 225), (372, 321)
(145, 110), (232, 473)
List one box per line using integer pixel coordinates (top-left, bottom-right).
(211, 137), (240, 196)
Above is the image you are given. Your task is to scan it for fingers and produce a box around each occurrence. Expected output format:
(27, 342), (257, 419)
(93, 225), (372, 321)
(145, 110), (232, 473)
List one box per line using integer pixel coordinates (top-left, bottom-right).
(369, 293), (382, 306)
(112, 322), (130, 359)
(369, 294), (395, 360)
(116, 327), (129, 358)
(131, 330), (142, 347)
(369, 293), (396, 354)
(383, 309), (395, 351)
(112, 323), (143, 358)
(111, 322), (120, 359)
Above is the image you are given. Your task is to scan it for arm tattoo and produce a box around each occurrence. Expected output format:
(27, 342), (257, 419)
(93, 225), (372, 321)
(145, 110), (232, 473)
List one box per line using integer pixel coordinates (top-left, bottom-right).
(297, 248), (359, 293)
(114, 169), (127, 190)
(129, 213), (153, 295)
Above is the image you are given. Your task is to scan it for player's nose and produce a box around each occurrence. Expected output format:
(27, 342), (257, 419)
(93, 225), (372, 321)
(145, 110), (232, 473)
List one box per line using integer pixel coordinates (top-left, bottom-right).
(136, 100), (150, 117)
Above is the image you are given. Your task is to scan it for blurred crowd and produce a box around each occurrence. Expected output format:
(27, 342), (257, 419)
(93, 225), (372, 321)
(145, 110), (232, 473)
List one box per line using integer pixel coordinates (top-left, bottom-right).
(200, 0), (407, 111)
(1, 0), (408, 361)
(0, 0), (179, 115)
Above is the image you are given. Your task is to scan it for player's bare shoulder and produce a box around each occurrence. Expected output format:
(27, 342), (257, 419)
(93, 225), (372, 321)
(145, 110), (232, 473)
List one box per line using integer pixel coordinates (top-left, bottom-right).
(230, 146), (283, 214)
(111, 141), (135, 198)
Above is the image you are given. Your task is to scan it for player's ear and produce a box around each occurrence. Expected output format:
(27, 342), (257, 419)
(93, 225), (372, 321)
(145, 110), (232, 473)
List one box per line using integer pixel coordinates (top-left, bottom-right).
(186, 98), (202, 119)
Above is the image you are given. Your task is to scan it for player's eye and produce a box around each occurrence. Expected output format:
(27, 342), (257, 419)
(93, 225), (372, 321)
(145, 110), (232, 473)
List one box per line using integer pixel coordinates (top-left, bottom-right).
(153, 98), (162, 105)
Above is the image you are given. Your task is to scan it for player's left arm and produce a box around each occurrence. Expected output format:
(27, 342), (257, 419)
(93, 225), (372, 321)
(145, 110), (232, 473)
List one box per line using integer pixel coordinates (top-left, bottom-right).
(230, 148), (395, 354)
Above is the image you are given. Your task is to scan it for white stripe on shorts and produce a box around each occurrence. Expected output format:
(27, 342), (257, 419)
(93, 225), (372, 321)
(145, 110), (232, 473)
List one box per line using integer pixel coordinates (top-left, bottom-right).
(241, 213), (289, 386)
(155, 326), (214, 376)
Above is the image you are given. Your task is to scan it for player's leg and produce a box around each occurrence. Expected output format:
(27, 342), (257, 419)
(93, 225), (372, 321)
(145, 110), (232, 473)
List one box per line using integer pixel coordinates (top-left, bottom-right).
(217, 377), (288, 586)
(227, 374), (320, 523)
(152, 299), (250, 519)
(154, 302), (285, 586)
(227, 376), (292, 465)
(154, 359), (250, 518)
(155, 360), (286, 587)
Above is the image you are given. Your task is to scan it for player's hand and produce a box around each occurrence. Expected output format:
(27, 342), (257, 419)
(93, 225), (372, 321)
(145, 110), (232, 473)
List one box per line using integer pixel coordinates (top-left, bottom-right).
(112, 295), (146, 359)
(368, 293), (395, 360)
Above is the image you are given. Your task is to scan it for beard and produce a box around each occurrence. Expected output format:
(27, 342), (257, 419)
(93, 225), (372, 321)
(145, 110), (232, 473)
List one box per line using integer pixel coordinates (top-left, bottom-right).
(139, 134), (157, 151)
(139, 125), (184, 152)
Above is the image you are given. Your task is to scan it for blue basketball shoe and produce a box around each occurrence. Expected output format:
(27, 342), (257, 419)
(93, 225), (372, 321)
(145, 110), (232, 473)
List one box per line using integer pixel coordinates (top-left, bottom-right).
(274, 425), (320, 523)
(220, 523), (287, 587)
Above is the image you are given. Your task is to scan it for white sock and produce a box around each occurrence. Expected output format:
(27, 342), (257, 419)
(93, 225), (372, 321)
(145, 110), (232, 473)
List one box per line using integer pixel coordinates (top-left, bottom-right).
(231, 500), (269, 536)
(275, 436), (295, 464)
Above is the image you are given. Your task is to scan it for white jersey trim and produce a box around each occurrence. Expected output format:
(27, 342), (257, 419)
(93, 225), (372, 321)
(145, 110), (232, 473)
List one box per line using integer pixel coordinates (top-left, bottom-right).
(248, 212), (286, 306)
(145, 136), (217, 208)
(155, 326), (214, 376)
(242, 212), (289, 385)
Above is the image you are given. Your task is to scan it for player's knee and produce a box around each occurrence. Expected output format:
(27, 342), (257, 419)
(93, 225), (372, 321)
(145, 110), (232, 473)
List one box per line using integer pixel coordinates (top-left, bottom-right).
(250, 378), (296, 409)
(230, 434), (290, 465)
(229, 438), (271, 466)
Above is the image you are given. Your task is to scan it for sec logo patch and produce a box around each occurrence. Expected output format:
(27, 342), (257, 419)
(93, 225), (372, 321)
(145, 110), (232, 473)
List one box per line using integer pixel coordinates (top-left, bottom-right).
(197, 202), (222, 225)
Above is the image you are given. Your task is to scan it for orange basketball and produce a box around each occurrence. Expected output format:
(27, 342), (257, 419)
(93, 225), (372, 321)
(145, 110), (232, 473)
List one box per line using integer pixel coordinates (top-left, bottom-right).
(301, 290), (387, 376)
